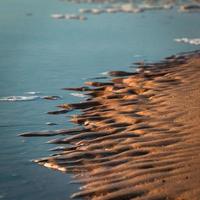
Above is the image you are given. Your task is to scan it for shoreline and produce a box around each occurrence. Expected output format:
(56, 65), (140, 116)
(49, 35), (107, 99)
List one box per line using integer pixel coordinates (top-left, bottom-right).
(21, 50), (200, 200)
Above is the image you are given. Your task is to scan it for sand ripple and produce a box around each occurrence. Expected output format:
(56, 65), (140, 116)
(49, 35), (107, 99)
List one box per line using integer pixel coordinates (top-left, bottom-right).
(20, 51), (200, 200)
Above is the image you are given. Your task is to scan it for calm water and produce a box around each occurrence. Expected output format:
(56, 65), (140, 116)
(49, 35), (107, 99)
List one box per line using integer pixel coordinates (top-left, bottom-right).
(0, 0), (199, 199)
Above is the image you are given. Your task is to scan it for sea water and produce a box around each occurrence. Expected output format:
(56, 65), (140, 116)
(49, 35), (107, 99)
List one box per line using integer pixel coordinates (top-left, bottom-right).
(0, 0), (199, 199)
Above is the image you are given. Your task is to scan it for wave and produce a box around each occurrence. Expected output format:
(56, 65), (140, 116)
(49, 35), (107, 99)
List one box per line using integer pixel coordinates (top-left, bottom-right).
(70, 93), (86, 98)
(100, 71), (109, 76)
(25, 91), (41, 95)
(0, 95), (63, 102)
(175, 38), (200, 45)
(0, 96), (40, 102)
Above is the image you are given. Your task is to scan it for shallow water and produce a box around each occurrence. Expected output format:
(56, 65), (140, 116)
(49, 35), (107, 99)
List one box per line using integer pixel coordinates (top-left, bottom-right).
(0, 0), (199, 199)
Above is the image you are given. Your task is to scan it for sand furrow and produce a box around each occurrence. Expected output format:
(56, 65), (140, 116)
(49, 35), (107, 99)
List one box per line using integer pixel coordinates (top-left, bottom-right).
(21, 51), (200, 200)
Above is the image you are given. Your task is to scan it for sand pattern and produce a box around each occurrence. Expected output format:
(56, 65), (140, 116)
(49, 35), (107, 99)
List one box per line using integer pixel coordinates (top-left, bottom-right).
(20, 51), (200, 200)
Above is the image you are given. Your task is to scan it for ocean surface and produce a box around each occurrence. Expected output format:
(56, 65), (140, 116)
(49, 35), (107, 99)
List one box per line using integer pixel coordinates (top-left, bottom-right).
(0, 0), (199, 199)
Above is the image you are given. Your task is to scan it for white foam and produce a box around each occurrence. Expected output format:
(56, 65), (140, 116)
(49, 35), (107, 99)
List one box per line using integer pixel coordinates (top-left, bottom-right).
(100, 71), (109, 76)
(70, 93), (86, 98)
(51, 14), (65, 19)
(25, 91), (41, 95)
(175, 38), (200, 45)
(0, 96), (40, 102)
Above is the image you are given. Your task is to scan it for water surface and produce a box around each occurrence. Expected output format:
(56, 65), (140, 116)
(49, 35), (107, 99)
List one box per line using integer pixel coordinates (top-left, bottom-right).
(0, 0), (199, 199)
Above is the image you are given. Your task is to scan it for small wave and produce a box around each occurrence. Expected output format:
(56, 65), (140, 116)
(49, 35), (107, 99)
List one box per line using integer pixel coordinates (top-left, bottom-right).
(42, 96), (62, 100)
(0, 96), (40, 102)
(100, 71), (109, 76)
(175, 38), (200, 45)
(85, 76), (108, 81)
(25, 91), (41, 95)
(46, 122), (58, 126)
(133, 54), (142, 58)
(70, 93), (86, 98)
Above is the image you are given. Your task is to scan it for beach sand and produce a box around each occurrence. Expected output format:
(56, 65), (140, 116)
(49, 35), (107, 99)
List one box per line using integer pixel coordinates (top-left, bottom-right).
(21, 50), (200, 200)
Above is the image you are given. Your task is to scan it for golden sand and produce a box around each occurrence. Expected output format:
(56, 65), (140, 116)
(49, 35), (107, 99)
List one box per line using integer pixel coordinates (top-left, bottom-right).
(20, 51), (200, 200)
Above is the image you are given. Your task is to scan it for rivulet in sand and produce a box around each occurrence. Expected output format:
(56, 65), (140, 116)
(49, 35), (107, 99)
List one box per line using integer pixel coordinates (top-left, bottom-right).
(20, 51), (200, 200)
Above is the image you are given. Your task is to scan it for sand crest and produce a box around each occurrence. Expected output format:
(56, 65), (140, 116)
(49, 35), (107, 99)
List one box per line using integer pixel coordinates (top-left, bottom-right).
(21, 51), (200, 200)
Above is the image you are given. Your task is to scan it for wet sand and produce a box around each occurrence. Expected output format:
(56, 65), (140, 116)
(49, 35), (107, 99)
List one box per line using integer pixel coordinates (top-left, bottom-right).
(21, 50), (200, 200)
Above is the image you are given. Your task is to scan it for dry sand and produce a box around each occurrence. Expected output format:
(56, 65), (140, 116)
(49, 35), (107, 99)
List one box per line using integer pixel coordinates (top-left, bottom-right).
(21, 50), (200, 200)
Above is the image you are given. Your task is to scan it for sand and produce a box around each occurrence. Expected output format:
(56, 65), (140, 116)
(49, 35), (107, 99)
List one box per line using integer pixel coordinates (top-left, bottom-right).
(20, 50), (200, 200)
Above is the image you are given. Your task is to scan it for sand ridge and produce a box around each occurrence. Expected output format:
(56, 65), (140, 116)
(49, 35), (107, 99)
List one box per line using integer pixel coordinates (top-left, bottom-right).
(20, 50), (200, 200)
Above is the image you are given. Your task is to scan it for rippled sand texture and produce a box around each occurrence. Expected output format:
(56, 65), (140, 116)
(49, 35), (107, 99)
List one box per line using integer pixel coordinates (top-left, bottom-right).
(21, 51), (200, 200)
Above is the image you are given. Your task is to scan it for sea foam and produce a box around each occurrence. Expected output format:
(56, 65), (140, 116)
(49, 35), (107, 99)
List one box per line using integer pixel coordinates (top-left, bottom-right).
(25, 91), (41, 95)
(175, 38), (200, 45)
(70, 93), (86, 98)
(0, 96), (40, 102)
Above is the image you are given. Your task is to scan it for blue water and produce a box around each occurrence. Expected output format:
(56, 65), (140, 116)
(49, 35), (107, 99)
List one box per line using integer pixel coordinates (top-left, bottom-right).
(0, 0), (199, 199)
